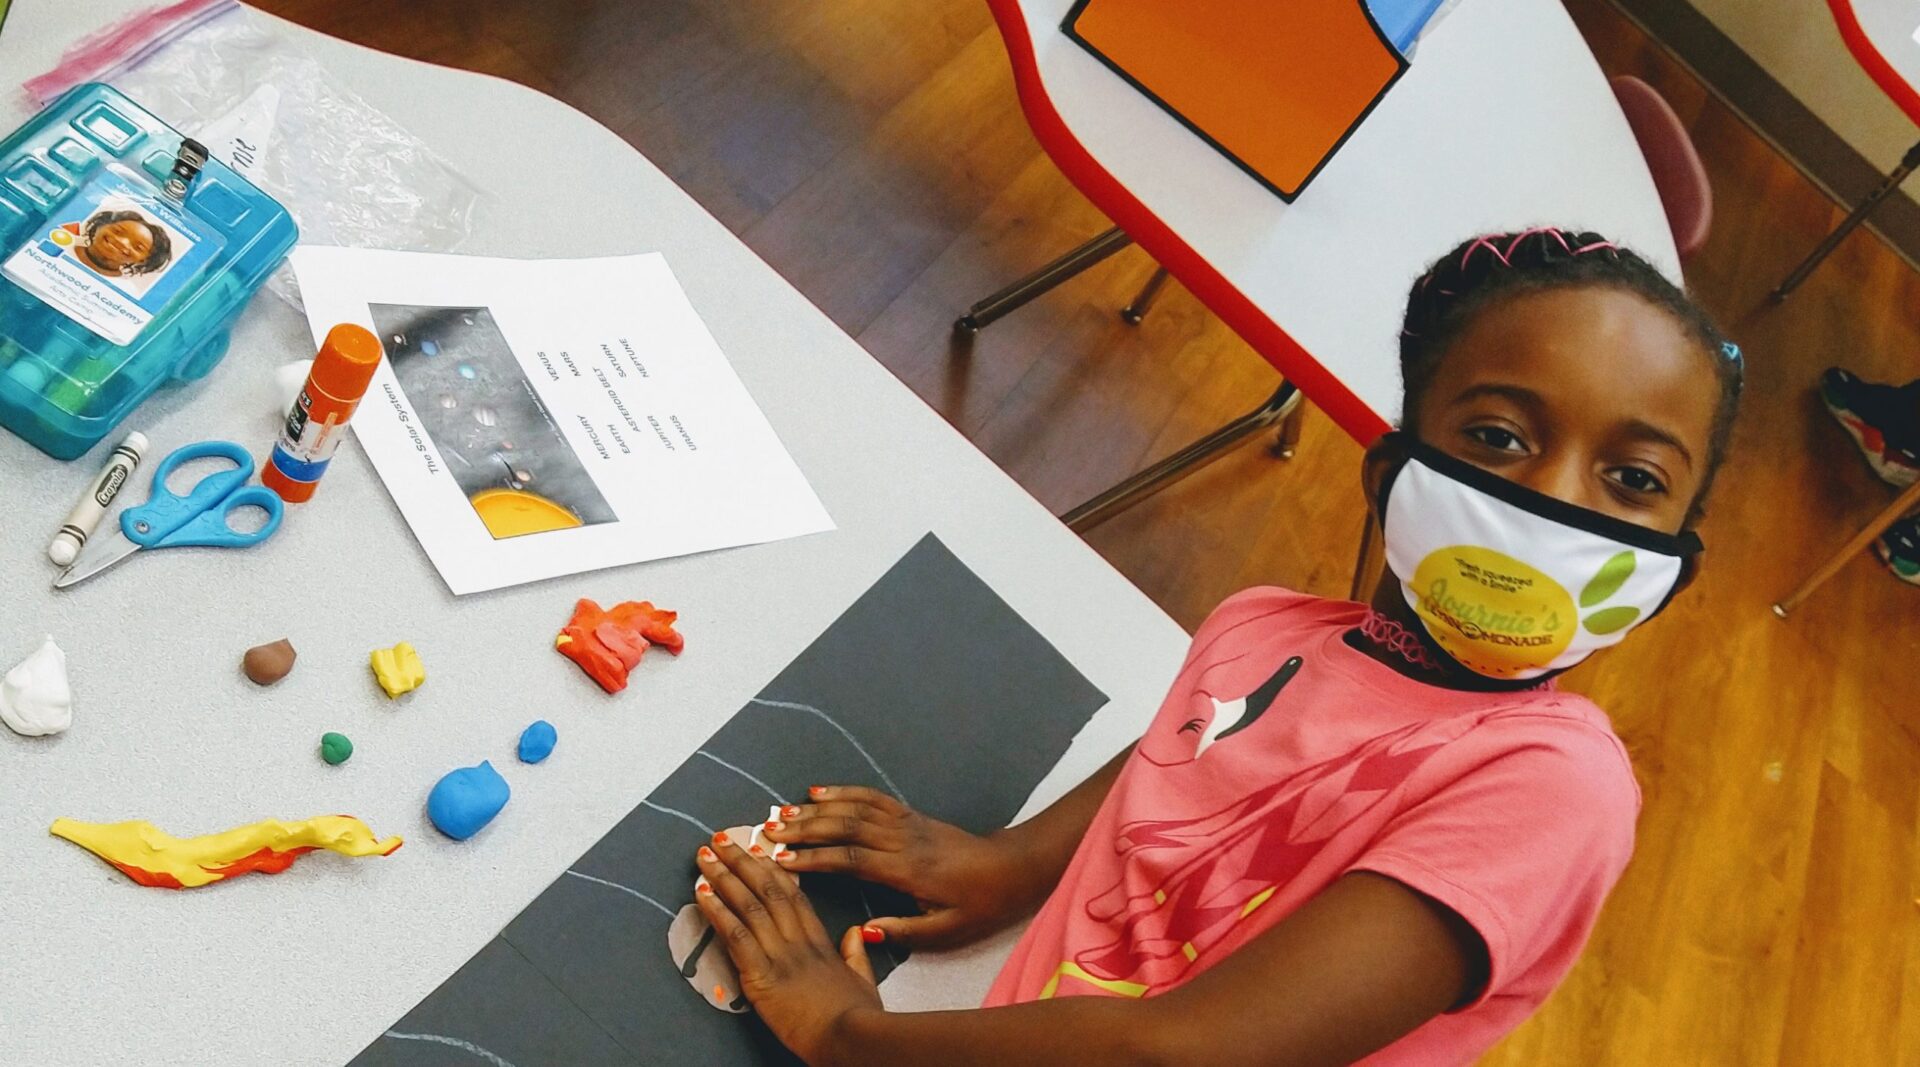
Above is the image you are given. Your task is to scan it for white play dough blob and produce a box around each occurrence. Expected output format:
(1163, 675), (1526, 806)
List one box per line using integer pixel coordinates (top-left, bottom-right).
(0, 636), (72, 737)
(275, 360), (314, 417)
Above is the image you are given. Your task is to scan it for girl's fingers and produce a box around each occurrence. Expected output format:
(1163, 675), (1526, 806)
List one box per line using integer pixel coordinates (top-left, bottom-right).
(763, 851), (832, 945)
(710, 833), (809, 942)
(775, 840), (907, 885)
(839, 925), (877, 984)
(860, 909), (969, 951)
(766, 813), (904, 852)
(694, 873), (770, 977)
(763, 801), (896, 843)
(697, 842), (782, 943)
(802, 785), (908, 817)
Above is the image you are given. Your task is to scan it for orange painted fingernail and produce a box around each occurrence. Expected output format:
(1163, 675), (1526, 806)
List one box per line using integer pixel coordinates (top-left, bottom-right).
(776, 851), (795, 863)
(809, 786), (827, 798)
(713, 831), (730, 845)
(749, 845), (765, 856)
(697, 882), (713, 895)
(764, 820), (783, 831)
(861, 925), (885, 944)
(781, 805), (801, 818)
(713, 984), (726, 1002)
(698, 846), (716, 862)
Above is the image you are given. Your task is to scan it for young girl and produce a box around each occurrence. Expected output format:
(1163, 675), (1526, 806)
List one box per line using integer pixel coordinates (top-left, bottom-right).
(691, 228), (1743, 1066)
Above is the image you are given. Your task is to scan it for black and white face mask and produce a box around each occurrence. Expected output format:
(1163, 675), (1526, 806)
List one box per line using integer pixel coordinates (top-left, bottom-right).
(1379, 435), (1701, 682)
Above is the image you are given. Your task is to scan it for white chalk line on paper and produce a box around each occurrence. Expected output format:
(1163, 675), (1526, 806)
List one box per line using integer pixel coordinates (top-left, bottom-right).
(747, 697), (907, 804)
(696, 749), (789, 805)
(383, 1031), (518, 1067)
(563, 869), (677, 921)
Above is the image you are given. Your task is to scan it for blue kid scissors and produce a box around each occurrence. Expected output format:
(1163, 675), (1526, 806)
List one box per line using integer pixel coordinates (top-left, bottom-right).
(54, 440), (284, 589)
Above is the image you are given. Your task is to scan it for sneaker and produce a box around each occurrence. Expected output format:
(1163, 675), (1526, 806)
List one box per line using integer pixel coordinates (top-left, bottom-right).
(1821, 368), (1920, 487)
(1875, 512), (1920, 585)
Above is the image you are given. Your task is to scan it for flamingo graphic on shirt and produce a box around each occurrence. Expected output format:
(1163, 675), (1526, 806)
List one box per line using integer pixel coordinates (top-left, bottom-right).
(1038, 655), (1452, 999)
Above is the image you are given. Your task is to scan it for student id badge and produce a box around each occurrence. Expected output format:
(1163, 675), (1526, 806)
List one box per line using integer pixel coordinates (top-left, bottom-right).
(1, 166), (223, 346)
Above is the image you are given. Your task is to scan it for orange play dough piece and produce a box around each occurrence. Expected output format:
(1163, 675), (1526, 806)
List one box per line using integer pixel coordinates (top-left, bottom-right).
(554, 599), (684, 693)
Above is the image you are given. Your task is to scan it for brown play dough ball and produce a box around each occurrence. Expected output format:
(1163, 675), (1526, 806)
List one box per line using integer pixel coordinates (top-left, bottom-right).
(242, 639), (297, 686)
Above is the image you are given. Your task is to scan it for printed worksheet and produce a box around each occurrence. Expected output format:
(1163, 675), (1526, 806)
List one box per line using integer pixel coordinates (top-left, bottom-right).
(290, 247), (833, 594)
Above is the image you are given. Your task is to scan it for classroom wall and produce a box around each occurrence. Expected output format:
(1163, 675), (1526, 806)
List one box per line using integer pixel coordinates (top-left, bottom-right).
(1689, 0), (1916, 166)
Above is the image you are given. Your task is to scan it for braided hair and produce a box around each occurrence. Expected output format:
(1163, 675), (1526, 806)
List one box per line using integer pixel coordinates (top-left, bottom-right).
(82, 209), (173, 276)
(1399, 227), (1742, 515)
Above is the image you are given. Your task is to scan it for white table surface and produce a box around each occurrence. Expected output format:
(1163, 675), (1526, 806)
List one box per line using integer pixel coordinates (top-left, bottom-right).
(0, 5), (1191, 1064)
(1844, 0), (1920, 121)
(1002, 0), (1680, 435)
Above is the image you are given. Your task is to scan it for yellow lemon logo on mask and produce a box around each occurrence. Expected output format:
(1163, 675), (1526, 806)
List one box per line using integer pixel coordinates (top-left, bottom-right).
(1410, 546), (1577, 678)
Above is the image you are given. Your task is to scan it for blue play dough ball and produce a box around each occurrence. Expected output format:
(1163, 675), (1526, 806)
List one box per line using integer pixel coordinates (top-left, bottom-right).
(428, 760), (511, 841)
(518, 720), (558, 764)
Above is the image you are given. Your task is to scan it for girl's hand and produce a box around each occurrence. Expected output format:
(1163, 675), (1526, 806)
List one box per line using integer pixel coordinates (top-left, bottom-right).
(695, 833), (883, 1064)
(762, 786), (1050, 949)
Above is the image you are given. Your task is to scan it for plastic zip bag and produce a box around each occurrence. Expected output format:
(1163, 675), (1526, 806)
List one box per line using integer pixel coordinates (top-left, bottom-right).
(24, 0), (484, 308)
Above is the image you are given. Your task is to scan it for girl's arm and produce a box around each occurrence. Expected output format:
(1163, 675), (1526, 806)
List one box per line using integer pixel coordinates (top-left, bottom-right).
(696, 838), (1486, 1067)
(764, 745), (1134, 948)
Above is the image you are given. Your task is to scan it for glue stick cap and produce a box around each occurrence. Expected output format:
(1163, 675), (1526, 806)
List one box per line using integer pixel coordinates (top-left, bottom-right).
(311, 324), (384, 402)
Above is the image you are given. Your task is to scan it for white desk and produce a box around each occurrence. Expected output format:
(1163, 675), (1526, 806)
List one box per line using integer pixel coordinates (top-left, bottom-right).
(993, 0), (1678, 439)
(1836, 0), (1920, 125)
(0, 5), (1190, 1064)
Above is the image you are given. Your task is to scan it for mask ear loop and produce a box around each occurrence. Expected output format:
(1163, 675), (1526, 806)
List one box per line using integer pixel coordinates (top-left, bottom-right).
(1372, 430), (1415, 517)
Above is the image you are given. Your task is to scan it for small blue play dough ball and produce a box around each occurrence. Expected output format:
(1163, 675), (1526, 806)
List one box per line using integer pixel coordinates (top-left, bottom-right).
(428, 760), (511, 841)
(518, 720), (558, 764)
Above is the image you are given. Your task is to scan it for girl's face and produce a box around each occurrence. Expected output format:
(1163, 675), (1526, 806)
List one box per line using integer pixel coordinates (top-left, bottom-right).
(1404, 287), (1721, 534)
(88, 219), (155, 273)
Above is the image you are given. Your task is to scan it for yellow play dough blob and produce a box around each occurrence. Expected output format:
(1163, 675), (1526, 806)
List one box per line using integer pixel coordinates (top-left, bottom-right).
(370, 641), (426, 698)
(49, 815), (402, 889)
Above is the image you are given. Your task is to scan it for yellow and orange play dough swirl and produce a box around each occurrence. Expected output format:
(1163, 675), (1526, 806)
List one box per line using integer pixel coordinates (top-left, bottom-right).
(50, 815), (402, 889)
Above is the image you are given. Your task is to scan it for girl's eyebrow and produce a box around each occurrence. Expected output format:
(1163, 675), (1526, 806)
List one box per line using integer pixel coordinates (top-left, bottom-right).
(1448, 382), (1541, 410)
(1620, 418), (1694, 469)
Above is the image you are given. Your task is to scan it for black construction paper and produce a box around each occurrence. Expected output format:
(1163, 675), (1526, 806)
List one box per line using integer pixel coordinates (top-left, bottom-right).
(353, 534), (1110, 1065)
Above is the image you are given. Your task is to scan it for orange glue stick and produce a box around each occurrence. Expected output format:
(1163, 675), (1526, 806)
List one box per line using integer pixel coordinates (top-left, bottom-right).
(262, 323), (385, 503)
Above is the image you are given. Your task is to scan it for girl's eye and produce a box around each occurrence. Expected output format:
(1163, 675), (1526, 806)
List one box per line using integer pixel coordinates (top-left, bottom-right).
(1608, 466), (1668, 495)
(1465, 425), (1527, 453)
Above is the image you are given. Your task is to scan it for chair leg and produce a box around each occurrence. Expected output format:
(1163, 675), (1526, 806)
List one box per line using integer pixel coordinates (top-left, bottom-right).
(1120, 267), (1172, 325)
(1062, 382), (1301, 532)
(954, 227), (1134, 335)
(1272, 397), (1306, 459)
(1771, 137), (1920, 301)
(1350, 512), (1385, 603)
(1772, 477), (1920, 617)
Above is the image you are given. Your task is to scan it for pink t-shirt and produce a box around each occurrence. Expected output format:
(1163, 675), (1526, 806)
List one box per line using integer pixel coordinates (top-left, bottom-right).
(984, 588), (1639, 1064)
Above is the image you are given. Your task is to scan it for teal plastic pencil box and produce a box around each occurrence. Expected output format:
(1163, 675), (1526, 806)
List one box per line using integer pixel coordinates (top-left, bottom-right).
(0, 83), (297, 459)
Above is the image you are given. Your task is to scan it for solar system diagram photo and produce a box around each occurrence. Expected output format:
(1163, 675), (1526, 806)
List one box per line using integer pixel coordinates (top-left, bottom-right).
(370, 302), (617, 541)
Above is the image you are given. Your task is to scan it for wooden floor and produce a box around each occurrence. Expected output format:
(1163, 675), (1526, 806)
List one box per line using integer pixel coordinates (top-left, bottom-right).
(256, 1), (1920, 1061)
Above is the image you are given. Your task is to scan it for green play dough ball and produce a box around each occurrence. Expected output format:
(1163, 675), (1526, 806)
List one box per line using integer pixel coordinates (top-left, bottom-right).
(320, 732), (354, 766)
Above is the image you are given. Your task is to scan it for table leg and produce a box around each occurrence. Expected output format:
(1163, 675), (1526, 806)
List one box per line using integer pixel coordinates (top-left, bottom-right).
(1770, 138), (1920, 301)
(1120, 267), (1172, 325)
(1771, 477), (1920, 618)
(954, 227), (1134, 335)
(1063, 381), (1300, 532)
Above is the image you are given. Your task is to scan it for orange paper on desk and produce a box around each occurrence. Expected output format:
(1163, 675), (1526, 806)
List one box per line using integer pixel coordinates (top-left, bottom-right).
(1066, 0), (1405, 200)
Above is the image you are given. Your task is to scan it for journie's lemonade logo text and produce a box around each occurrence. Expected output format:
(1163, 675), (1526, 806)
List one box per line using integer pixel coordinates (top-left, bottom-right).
(1412, 546), (1574, 677)
(1411, 545), (1648, 678)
